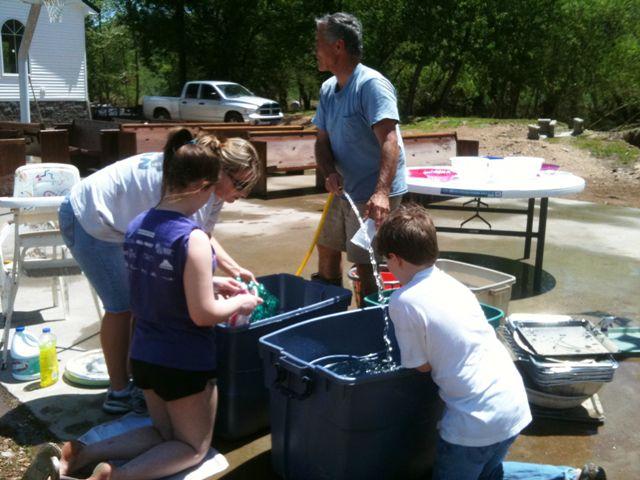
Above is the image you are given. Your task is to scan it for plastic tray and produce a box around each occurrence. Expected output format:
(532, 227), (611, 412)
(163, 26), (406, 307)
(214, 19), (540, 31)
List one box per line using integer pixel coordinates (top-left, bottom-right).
(510, 317), (618, 357)
(435, 259), (516, 314)
(362, 290), (504, 329)
(606, 327), (640, 355)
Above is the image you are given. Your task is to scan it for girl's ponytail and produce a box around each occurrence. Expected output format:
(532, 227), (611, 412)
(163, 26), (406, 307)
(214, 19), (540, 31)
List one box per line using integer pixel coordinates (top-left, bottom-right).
(160, 128), (221, 201)
(162, 128), (195, 199)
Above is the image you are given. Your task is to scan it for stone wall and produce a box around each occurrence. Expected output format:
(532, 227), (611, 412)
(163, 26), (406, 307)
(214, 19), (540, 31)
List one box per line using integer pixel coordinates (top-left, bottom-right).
(0, 101), (89, 125)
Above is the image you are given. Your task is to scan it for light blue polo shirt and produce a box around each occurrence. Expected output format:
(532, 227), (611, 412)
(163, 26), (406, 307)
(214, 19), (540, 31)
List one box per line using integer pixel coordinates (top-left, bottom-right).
(313, 64), (407, 203)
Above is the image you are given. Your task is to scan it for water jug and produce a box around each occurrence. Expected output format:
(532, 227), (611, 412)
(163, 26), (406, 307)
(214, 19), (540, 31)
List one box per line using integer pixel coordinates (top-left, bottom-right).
(10, 327), (40, 381)
(39, 327), (59, 388)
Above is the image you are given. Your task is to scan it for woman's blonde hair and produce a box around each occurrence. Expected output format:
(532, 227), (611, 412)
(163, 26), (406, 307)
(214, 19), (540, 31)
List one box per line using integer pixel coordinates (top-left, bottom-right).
(161, 129), (261, 201)
(197, 134), (261, 192)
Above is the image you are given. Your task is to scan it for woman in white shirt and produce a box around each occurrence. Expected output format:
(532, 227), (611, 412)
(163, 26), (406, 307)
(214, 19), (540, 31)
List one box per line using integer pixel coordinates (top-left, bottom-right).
(58, 128), (260, 415)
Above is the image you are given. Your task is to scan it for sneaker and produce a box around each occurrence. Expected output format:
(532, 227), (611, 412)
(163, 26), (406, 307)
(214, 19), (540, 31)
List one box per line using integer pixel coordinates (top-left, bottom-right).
(577, 463), (606, 480)
(102, 385), (147, 415)
(130, 385), (147, 414)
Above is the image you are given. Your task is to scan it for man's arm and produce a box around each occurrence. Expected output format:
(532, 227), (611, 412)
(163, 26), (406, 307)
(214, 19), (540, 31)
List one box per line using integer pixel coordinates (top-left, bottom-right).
(209, 235), (255, 283)
(315, 129), (343, 194)
(367, 118), (400, 227)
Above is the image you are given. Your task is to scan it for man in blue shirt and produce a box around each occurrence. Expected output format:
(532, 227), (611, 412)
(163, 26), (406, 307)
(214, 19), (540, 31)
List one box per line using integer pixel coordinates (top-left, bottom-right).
(312, 12), (407, 303)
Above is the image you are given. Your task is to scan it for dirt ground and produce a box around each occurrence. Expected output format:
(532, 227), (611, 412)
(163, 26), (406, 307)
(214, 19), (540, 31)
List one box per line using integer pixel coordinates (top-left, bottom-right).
(0, 121), (638, 479)
(454, 123), (640, 208)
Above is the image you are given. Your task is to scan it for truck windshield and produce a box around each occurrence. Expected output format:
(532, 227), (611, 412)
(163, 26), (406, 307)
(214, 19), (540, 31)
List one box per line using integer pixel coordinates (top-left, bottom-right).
(218, 83), (253, 98)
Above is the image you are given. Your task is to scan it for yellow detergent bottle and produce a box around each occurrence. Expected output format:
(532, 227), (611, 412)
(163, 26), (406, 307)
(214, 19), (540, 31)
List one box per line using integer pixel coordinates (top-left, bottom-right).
(39, 327), (59, 388)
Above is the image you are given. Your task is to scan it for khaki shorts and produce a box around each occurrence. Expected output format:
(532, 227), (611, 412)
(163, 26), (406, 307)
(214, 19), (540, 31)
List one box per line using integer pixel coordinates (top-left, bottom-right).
(317, 195), (402, 264)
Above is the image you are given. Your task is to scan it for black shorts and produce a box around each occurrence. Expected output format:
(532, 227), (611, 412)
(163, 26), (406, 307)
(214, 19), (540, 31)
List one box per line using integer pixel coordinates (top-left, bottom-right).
(131, 359), (217, 402)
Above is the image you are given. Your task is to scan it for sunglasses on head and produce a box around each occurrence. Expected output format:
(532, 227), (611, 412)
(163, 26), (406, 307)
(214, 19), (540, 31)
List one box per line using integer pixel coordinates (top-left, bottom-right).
(225, 169), (252, 192)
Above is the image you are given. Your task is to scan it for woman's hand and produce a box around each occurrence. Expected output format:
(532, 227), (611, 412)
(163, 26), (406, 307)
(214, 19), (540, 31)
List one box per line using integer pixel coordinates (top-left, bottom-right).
(236, 293), (263, 316)
(234, 266), (256, 284)
(212, 276), (245, 297)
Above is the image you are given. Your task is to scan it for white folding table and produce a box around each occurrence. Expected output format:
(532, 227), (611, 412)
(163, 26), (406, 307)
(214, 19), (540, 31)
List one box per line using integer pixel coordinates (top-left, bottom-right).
(406, 168), (585, 291)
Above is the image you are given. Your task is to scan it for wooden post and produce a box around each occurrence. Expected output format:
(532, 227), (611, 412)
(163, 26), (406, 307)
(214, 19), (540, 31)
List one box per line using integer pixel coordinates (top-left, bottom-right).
(456, 139), (480, 156)
(249, 141), (268, 197)
(537, 118), (551, 136)
(40, 129), (70, 163)
(100, 129), (120, 167)
(572, 118), (584, 136)
(315, 166), (326, 192)
(0, 138), (26, 195)
(527, 125), (540, 140)
(548, 120), (557, 138)
(117, 131), (138, 159)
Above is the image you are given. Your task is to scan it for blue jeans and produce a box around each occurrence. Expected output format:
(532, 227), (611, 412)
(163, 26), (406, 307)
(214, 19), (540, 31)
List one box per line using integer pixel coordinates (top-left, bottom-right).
(433, 436), (578, 480)
(58, 198), (130, 313)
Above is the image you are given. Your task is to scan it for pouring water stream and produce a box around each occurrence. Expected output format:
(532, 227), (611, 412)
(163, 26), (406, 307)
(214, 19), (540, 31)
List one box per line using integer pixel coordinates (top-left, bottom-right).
(325, 192), (399, 376)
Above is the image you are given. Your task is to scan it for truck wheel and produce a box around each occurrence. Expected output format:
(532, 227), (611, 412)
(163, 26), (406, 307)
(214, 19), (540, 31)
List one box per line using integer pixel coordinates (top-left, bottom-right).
(154, 108), (170, 120)
(225, 112), (244, 123)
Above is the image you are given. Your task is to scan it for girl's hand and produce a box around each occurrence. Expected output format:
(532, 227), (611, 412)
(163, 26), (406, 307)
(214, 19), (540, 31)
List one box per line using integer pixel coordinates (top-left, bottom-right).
(237, 293), (263, 316)
(234, 266), (256, 284)
(212, 276), (244, 297)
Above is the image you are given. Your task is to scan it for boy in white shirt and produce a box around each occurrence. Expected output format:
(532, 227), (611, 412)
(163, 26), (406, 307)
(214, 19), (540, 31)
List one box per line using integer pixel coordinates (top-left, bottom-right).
(374, 204), (606, 480)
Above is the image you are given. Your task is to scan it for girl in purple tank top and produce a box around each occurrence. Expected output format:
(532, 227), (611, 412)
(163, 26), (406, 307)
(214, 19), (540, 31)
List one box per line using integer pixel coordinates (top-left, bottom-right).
(56, 129), (262, 480)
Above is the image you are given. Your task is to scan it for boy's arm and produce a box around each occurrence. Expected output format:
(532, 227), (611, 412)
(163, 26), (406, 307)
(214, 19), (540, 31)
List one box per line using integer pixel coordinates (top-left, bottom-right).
(388, 298), (430, 369)
(416, 363), (432, 373)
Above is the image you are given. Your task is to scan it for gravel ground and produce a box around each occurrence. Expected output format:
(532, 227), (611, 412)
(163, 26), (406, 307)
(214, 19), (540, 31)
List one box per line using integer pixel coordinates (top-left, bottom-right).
(454, 123), (640, 208)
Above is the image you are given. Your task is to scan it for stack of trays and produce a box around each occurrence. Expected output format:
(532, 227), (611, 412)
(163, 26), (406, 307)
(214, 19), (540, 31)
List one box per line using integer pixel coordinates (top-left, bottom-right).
(498, 314), (618, 409)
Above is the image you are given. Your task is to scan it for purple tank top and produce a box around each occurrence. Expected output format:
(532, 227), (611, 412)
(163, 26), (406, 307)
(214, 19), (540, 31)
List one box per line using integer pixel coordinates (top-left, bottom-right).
(124, 208), (217, 371)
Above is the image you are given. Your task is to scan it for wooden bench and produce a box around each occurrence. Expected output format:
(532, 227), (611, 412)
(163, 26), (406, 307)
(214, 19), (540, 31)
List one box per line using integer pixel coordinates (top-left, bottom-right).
(0, 139), (26, 195)
(117, 123), (305, 158)
(0, 121), (44, 157)
(248, 130), (318, 196)
(402, 131), (479, 166)
(245, 130), (479, 198)
(38, 120), (121, 174)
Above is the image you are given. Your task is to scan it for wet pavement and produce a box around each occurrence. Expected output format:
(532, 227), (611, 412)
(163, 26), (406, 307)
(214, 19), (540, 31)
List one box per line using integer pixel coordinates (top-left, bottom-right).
(1, 172), (639, 478)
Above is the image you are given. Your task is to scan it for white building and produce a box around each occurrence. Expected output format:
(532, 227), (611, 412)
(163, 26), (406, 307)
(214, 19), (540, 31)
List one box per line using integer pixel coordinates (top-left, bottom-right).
(0, 0), (97, 123)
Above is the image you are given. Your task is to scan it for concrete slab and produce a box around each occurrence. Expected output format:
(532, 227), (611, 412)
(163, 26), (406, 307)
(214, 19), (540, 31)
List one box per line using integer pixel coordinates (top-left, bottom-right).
(1, 181), (639, 478)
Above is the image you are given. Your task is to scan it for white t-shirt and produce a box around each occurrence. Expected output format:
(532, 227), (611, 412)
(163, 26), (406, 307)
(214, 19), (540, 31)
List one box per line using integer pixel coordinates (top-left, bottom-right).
(388, 266), (531, 447)
(69, 152), (224, 243)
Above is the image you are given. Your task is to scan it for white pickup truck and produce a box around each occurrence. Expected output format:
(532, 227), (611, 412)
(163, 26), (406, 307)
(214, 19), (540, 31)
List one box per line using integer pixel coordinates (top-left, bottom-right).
(142, 81), (284, 124)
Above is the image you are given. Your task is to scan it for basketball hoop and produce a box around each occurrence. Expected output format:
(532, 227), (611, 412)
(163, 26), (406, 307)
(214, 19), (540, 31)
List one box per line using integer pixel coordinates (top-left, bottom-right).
(43, 0), (65, 23)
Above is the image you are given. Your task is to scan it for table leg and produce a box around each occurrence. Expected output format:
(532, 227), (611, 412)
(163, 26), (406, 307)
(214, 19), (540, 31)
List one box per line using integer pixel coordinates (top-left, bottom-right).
(524, 198), (535, 259)
(534, 197), (549, 291)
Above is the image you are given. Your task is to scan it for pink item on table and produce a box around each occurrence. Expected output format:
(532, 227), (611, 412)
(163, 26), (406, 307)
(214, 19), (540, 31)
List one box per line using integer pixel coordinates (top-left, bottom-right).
(541, 163), (560, 171)
(409, 167), (457, 181)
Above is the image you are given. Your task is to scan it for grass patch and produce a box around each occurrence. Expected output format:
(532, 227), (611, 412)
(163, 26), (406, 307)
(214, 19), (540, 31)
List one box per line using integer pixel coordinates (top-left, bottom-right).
(402, 116), (532, 131)
(553, 136), (640, 166)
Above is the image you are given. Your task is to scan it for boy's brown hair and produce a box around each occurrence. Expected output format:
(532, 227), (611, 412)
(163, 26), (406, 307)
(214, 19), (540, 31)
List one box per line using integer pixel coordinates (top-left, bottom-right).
(374, 203), (439, 266)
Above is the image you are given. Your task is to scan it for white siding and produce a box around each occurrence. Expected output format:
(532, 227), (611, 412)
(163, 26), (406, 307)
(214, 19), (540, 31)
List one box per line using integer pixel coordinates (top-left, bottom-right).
(0, 0), (93, 101)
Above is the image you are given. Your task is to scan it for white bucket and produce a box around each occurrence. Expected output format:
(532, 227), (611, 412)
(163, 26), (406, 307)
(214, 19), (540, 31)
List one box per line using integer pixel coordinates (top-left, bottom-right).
(11, 327), (40, 381)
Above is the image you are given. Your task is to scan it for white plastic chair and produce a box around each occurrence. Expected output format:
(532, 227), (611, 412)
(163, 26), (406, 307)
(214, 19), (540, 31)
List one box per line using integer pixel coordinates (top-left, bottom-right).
(0, 163), (102, 368)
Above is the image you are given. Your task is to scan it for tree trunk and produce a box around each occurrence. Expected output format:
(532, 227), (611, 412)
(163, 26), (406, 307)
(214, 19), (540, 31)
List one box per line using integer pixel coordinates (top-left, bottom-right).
(175, 1), (187, 87)
(433, 59), (463, 114)
(297, 76), (311, 110)
(405, 63), (424, 117)
(134, 48), (140, 107)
